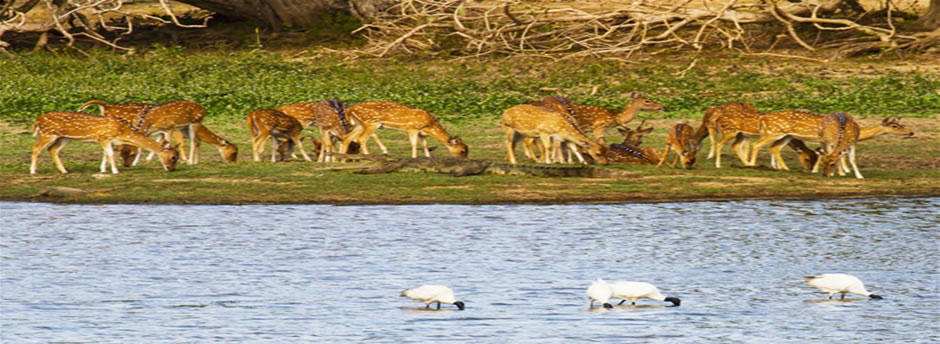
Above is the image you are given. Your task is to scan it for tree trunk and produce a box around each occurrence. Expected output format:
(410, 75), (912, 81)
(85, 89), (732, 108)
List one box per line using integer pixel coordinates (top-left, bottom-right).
(917, 0), (940, 30)
(175, 0), (395, 29)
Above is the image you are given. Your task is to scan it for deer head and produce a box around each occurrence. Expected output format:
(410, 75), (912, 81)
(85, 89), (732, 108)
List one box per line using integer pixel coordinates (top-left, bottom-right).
(881, 117), (914, 137)
(447, 136), (469, 158)
(156, 142), (181, 171)
(616, 119), (653, 146)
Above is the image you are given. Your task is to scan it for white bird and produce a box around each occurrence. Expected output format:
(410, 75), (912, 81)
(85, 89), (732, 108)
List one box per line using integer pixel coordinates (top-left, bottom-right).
(804, 274), (883, 300)
(609, 281), (681, 306)
(401, 285), (465, 310)
(586, 279), (613, 309)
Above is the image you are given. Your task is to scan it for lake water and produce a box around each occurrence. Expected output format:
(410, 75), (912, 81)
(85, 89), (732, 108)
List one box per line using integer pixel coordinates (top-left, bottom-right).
(1, 198), (938, 343)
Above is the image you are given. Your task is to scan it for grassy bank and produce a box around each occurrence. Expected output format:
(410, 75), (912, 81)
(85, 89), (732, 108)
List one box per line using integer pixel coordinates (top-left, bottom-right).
(1, 50), (938, 204)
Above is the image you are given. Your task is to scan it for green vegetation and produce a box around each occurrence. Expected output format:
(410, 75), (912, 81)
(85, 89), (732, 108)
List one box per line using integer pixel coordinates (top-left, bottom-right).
(1, 50), (937, 126)
(0, 49), (937, 204)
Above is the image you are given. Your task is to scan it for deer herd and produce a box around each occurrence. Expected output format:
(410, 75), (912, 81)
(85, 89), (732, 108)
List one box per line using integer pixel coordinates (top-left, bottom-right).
(29, 94), (914, 179)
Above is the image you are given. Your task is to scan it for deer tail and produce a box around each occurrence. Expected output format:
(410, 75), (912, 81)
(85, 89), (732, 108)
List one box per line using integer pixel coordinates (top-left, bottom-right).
(78, 100), (108, 114)
(246, 114), (258, 138)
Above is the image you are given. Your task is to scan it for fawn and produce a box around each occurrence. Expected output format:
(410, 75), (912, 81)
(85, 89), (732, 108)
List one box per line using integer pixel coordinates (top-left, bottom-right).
(80, 100), (237, 165)
(502, 104), (608, 165)
(31, 111), (179, 174)
(246, 109), (312, 162)
(340, 102), (468, 159)
(277, 100), (365, 162)
(814, 113), (863, 179)
(657, 121), (700, 169)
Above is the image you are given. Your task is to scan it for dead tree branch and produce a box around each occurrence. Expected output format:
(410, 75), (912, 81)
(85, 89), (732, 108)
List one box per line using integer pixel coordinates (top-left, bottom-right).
(348, 0), (931, 58)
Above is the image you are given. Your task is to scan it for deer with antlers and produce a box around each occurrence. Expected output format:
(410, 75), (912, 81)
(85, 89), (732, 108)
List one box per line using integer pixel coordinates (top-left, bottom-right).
(657, 121), (700, 169)
(340, 101), (468, 159)
(79, 100), (237, 165)
(502, 104), (608, 165)
(813, 113), (863, 179)
(30, 111), (180, 174)
(246, 109), (312, 162)
(589, 120), (661, 164)
(277, 100), (364, 162)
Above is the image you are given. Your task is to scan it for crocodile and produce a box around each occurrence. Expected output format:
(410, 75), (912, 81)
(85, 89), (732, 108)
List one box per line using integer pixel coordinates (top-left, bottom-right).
(327, 154), (636, 179)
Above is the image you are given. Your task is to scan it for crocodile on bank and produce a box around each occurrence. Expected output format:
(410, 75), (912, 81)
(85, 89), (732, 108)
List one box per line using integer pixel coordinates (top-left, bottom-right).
(326, 154), (636, 179)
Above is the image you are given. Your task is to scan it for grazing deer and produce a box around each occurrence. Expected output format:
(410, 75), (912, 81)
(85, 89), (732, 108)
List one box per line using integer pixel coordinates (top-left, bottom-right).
(709, 107), (817, 169)
(340, 101), (469, 159)
(129, 100), (206, 165)
(657, 121), (700, 169)
(502, 104), (608, 165)
(80, 100), (237, 165)
(246, 109), (312, 162)
(748, 110), (824, 169)
(694, 102), (759, 159)
(277, 100), (365, 162)
(814, 113), (862, 179)
(30, 111), (179, 174)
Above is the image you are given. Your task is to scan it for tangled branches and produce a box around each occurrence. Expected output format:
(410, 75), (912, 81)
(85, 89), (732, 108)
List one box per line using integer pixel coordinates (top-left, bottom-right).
(351, 0), (936, 59)
(0, 0), (208, 54)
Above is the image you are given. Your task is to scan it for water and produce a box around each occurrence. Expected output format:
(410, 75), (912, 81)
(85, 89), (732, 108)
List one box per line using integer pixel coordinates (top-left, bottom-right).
(1, 198), (938, 343)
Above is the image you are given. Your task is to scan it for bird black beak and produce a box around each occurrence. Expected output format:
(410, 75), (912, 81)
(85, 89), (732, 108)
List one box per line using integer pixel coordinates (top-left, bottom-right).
(869, 294), (883, 300)
(665, 297), (681, 306)
(454, 301), (465, 310)
(603, 303), (613, 309)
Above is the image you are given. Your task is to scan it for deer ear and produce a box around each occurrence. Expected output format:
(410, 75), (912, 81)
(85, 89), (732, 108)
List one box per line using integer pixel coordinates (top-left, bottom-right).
(617, 127), (629, 135)
(882, 117), (891, 125)
(449, 137), (462, 145)
(630, 91), (640, 99)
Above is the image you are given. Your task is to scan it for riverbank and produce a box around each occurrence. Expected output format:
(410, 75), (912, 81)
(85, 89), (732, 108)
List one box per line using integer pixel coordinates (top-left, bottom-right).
(2, 117), (937, 205)
(1, 52), (937, 205)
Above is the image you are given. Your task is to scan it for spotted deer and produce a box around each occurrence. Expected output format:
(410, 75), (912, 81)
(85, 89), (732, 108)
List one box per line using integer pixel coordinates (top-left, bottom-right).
(693, 102), (759, 159)
(277, 100), (364, 162)
(590, 120), (659, 164)
(814, 113), (862, 179)
(276, 136), (323, 162)
(127, 100), (205, 165)
(657, 121), (700, 169)
(502, 104), (608, 165)
(30, 111), (179, 174)
(79, 100), (236, 165)
(340, 102), (469, 159)
(747, 110), (824, 169)
(246, 109), (312, 162)
(708, 107), (818, 169)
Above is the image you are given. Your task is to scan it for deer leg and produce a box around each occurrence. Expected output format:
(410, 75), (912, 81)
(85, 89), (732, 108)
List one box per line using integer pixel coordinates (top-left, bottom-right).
(539, 135), (554, 164)
(714, 132), (736, 168)
(656, 145), (671, 168)
(408, 130), (420, 158)
(731, 135), (751, 166)
(371, 133), (389, 155)
(270, 136), (280, 162)
(316, 128), (329, 163)
(522, 137), (540, 162)
(421, 134), (431, 157)
(670, 149), (680, 168)
(32, 135), (63, 174)
(569, 142), (586, 164)
(100, 141), (119, 174)
(550, 138), (563, 163)
(357, 125), (381, 155)
(769, 138), (791, 171)
(848, 146), (863, 179)
(340, 125), (365, 155)
(48, 138), (71, 174)
(707, 127), (718, 159)
(186, 124), (198, 165)
(504, 127), (520, 164)
(748, 135), (780, 167)
(293, 134), (312, 162)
